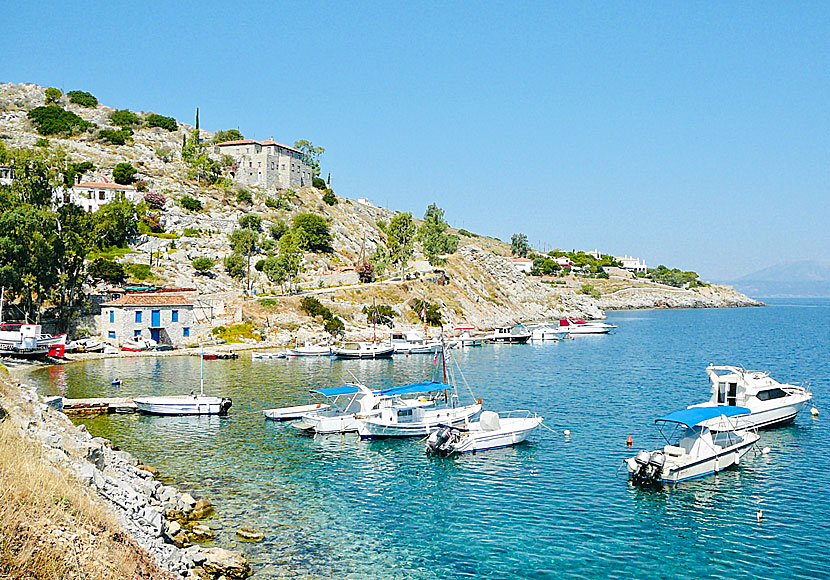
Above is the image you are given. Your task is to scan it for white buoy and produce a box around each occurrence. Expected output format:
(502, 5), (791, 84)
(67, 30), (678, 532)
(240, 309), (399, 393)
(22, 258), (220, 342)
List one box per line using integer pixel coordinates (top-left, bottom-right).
(762, 446), (771, 455)
(563, 429), (571, 437)
(757, 509), (764, 522)
(812, 407), (819, 417)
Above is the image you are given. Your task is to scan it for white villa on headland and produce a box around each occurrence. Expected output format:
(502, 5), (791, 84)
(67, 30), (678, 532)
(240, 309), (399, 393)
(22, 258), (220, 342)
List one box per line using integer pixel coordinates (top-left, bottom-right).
(215, 138), (313, 189)
(59, 182), (141, 213)
(509, 257), (533, 273)
(616, 255), (648, 274)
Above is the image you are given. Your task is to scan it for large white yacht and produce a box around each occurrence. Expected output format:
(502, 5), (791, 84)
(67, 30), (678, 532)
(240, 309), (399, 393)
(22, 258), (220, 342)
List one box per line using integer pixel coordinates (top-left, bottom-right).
(557, 318), (616, 335)
(688, 365), (813, 430)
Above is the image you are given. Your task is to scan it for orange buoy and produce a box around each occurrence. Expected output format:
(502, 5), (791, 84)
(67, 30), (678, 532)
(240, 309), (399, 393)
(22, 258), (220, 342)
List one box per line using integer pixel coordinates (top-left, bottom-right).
(626, 434), (633, 447)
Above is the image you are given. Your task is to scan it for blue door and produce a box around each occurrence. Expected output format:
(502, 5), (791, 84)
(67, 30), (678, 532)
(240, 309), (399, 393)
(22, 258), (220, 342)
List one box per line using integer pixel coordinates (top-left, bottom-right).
(151, 310), (161, 327)
(150, 329), (160, 343)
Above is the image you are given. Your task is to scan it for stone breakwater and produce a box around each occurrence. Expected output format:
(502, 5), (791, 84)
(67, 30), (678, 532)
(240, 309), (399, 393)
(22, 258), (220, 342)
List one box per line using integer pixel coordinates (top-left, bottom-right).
(0, 376), (251, 580)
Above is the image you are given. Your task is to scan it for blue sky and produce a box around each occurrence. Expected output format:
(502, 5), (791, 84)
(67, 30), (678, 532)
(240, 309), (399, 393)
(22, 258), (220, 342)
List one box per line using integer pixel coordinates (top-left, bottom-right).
(3, 2), (828, 280)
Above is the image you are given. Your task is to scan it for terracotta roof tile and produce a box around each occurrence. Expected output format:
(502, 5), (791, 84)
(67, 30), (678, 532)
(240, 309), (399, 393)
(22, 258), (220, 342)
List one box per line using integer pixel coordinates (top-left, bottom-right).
(75, 182), (136, 190)
(101, 294), (193, 307)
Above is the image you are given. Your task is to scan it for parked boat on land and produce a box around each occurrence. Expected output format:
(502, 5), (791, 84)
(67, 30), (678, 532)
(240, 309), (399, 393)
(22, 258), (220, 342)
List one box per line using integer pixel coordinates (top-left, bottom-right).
(488, 325), (532, 344)
(332, 341), (395, 359)
(688, 365), (813, 430)
(426, 410), (544, 456)
(557, 318), (616, 335)
(624, 406), (759, 485)
(67, 337), (104, 353)
(134, 348), (232, 416)
(0, 323), (67, 358)
(121, 338), (157, 352)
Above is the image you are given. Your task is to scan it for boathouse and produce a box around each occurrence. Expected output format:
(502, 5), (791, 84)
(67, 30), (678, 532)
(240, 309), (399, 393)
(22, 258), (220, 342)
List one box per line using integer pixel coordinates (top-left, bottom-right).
(100, 294), (195, 346)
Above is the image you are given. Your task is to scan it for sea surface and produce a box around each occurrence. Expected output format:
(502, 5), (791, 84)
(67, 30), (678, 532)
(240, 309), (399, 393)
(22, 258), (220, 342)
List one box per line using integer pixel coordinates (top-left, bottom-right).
(30, 299), (830, 579)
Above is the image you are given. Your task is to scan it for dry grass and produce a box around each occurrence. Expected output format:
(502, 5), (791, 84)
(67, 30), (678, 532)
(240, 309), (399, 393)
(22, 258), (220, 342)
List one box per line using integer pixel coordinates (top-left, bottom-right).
(0, 419), (171, 580)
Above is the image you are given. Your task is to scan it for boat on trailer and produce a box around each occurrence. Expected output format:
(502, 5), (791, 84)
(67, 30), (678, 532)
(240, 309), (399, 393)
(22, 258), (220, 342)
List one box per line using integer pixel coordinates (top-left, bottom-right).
(624, 406), (759, 485)
(426, 410), (543, 456)
(688, 365), (813, 430)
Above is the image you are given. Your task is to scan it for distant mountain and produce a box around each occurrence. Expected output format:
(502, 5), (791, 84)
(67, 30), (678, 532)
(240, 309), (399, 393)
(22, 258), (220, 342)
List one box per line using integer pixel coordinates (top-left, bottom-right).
(729, 260), (830, 297)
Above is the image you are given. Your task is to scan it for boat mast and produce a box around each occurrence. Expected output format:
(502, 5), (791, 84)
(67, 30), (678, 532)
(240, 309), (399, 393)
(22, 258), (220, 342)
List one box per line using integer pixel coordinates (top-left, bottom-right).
(0, 286), (4, 324)
(199, 342), (205, 396)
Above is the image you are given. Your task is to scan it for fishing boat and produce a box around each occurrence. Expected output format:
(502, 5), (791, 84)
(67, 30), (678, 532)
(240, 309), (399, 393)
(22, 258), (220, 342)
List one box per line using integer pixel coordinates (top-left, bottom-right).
(426, 410), (544, 455)
(200, 351), (238, 360)
(688, 365), (813, 430)
(624, 406), (759, 485)
(331, 341), (394, 359)
(0, 323), (67, 358)
(488, 325), (532, 343)
(134, 348), (232, 416)
(263, 402), (330, 421)
(557, 318), (616, 334)
(286, 340), (332, 357)
(252, 351), (287, 360)
(457, 331), (483, 347)
(391, 330), (441, 354)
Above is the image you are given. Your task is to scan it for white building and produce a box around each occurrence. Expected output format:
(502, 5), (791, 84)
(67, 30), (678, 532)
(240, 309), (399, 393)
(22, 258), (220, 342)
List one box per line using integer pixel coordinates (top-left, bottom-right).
(215, 138), (313, 190)
(60, 181), (141, 213)
(510, 257), (533, 273)
(617, 255), (648, 274)
(100, 293), (196, 346)
(357, 197), (375, 207)
(0, 165), (13, 185)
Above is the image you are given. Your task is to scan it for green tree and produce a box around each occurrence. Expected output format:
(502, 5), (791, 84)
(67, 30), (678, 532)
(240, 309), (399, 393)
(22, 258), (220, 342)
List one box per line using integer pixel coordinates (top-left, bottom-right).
(223, 253), (245, 279)
(387, 212), (417, 276)
(180, 195), (203, 212)
(236, 190), (253, 205)
(67, 90), (98, 107)
(213, 129), (244, 143)
(27, 106), (93, 136)
(192, 257), (215, 274)
(239, 214), (262, 232)
(511, 233), (530, 258)
(293, 140), (325, 177)
(277, 229), (304, 293)
(110, 109), (141, 127)
(95, 198), (141, 248)
(411, 299), (442, 326)
(292, 213), (333, 252)
(269, 219), (288, 240)
(87, 258), (126, 284)
(112, 162), (137, 184)
(369, 244), (390, 277)
(417, 203), (459, 266)
(229, 228), (259, 290)
(44, 87), (62, 104)
(146, 113), (177, 131)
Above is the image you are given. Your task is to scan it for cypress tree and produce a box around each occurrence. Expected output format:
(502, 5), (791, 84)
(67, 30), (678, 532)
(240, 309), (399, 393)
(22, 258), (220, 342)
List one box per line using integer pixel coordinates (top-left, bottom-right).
(195, 107), (200, 131)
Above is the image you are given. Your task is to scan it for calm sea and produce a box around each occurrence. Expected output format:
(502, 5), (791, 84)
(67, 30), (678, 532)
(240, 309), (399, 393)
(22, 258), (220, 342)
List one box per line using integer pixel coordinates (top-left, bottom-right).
(31, 298), (830, 579)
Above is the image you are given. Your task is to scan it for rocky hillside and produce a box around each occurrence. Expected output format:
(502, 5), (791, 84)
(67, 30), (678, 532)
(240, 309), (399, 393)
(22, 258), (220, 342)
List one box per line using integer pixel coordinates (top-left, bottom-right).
(0, 82), (761, 339)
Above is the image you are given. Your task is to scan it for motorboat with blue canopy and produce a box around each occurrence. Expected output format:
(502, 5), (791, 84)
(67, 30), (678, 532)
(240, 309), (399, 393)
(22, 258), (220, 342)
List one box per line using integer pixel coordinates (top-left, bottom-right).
(263, 383), (368, 421)
(624, 405), (760, 485)
(378, 381), (452, 397)
(291, 382), (387, 434)
(311, 385), (362, 397)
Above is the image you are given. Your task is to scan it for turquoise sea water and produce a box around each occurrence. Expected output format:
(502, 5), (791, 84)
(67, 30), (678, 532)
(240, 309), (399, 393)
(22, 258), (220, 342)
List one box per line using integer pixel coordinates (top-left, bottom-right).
(30, 299), (830, 579)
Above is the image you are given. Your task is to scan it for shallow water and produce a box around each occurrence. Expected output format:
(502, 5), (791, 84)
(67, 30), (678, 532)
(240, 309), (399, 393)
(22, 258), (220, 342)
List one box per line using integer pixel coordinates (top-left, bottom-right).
(30, 299), (830, 579)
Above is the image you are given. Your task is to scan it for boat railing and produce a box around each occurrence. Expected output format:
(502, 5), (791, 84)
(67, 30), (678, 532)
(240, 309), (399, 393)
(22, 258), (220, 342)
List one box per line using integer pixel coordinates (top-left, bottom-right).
(498, 409), (536, 419)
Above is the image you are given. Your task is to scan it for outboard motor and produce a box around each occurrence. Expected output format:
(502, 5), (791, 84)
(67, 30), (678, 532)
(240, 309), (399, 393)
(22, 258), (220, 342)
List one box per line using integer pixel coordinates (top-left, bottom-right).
(426, 427), (452, 455)
(632, 450), (655, 483)
(648, 450), (665, 479)
(220, 398), (233, 416)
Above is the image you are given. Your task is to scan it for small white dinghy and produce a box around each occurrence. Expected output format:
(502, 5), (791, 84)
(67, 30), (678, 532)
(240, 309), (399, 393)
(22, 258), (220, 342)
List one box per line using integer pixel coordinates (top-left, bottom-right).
(426, 410), (544, 456)
(263, 402), (330, 421)
(252, 351), (287, 360)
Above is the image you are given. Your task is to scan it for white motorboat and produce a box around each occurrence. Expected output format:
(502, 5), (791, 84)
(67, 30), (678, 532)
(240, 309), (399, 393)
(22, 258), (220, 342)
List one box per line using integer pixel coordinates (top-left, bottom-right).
(391, 330), (441, 354)
(263, 402), (330, 421)
(688, 365), (813, 430)
(67, 337), (104, 353)
(292, 383), (383, 434)
(488, 325), (531, 344)
(426, 410), (544, 455)
(121, 337), (158, 352)
(458, 332), (483, 347)
(357, 381), (482, 439)
(557, 318), (616, 334)
(133, 348), (232, 416)
(0, 323), (67, 357)
(332, 341), (395, 359)
(286, 340), (332, 357)
(624, 406), (759, 485)
(252, 351), (287, 360)
(529, 324), (569, 341)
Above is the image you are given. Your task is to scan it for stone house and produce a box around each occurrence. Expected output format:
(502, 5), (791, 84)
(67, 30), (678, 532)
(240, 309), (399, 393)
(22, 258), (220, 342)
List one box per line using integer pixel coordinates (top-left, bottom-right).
(100, 294), (196, 346)
(214, 138), (313, 190)
(60, 181), (141, 213)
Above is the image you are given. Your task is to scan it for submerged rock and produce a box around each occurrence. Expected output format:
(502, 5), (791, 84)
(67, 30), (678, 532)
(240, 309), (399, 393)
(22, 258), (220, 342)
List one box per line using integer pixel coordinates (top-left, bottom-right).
(235, 526), (264, 542)
(199, 547), (252, 579)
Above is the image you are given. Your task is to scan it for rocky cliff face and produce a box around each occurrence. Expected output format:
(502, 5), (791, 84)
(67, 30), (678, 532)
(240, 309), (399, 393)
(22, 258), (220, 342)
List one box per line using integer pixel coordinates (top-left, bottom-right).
(597, 283), (763, 310)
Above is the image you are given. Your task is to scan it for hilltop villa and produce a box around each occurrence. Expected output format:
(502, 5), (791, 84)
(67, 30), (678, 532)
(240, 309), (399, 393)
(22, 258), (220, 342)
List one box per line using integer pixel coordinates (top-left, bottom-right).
(58, 182), (141, 213)
(215, 138), (313, 189)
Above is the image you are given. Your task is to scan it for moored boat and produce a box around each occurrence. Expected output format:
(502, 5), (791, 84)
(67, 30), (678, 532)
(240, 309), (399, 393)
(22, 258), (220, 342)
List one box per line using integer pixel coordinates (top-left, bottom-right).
(252, 351), (287, 360)
(0, 323), (67, 358)
(332, 341), (394, 359)
(263, 402), (330, 421)
(488, 325), (531, 343)
(557, 318), (616, 334)
(688, 365), (813, 430)
(624, 406), (759, 485)
(426, 410), (544, 455)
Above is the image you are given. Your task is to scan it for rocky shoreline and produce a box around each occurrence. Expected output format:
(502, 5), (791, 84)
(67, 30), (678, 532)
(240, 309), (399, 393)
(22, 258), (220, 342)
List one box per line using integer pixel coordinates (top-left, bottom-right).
(0, 368), (251, 579)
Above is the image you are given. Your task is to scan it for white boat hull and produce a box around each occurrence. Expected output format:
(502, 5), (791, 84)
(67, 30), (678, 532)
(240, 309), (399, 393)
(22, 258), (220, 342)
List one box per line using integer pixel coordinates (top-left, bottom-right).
(332, 344), (395, 359)
(445, 416), (543, 454)
(358, 403), (482, 439)
(693, 399), (812, 430)
(297, 413), (364, 434)
(134, 395), (232, 416)
(264, 403), (330, 421)
(286, 346), (332, 356)
(252, 351), (286, 360)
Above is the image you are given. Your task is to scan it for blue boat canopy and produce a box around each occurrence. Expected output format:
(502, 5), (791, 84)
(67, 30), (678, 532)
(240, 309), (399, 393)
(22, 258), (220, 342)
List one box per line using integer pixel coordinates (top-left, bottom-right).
(656, 406), (752, 427)
(379, 381), (452, 397)
(310, 385), (360, 397)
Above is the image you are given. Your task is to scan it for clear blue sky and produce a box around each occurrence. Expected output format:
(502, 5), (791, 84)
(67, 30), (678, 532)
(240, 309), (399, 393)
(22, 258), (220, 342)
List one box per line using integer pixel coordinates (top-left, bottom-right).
(3, 2), (828, 280)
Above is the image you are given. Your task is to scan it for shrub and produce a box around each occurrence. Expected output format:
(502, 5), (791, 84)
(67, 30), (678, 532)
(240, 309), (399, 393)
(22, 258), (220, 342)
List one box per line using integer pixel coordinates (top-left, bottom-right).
(322, 189), (337, 206)
(155, 147), (173, 162)
(87, 258), (126, 284)
(27, 105), (92, 135)
(67, 90), (98, 107)
(180, 195), (203, 212)
(312, 176), (326, 190)
(236, 190), (253, 205)
(269, 219), (288, 240)
(35, 138), (49, 148)
(213, 129), (244, 143)
(292, 213), (333, 252)
(458, 228), (478, 238)
(112, 162), (137, 184)
(300, 296), (328, 318)
(141, 191), (165, 210)
(44, 87), (62, 104)
(264, 196), (279, 209)
(110, 109), (141, 127)
(183, 227), (200, 237)
(146, 113), (177, 131)
(98, 128), (133, 145)
(125, 263), (152, 280)
(363, 304), (395, 326)
(223, 253), (245, 279)
(411, 299), (442, 326)
(358, 260), (375, 283)
(238, 213), (261, 231)
(211, 322), (261, 343)
(192, 257), (215, 273)
(580, 283), (601, 299)
(324, 316), (345, 336)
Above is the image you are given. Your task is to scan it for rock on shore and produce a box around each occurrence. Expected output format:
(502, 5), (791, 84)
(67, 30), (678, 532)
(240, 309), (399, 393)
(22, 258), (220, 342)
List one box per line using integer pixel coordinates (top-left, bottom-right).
(597, 283), (763, 310)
